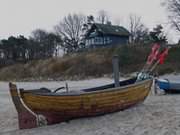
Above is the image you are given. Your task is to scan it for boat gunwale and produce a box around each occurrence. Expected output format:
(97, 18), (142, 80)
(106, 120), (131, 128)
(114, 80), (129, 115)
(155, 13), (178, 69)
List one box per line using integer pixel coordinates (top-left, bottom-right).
(20, 78), (153, 97)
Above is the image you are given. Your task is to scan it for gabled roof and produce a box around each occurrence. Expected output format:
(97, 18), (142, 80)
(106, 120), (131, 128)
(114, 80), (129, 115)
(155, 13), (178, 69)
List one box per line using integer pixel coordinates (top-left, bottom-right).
(89, 23), (130, 37)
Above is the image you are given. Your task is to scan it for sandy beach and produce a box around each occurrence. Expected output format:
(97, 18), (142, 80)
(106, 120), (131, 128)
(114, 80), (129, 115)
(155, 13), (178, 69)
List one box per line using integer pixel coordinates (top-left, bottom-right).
(1, 74), (180, 135)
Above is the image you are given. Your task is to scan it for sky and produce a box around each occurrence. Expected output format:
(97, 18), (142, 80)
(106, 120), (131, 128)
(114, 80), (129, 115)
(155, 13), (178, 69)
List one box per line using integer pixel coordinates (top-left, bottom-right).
(0, 0), (179, 43)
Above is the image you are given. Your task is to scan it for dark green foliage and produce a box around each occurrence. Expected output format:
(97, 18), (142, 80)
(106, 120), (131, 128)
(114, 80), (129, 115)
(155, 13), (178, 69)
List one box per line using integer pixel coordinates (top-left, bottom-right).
(166, 46), (180, 63)
(0, 35), (28, 61)
(29, 29), (62, 59)
(157, 46), (180, 74)
(0, 30), (62, 64)
(114, 45), (150, 71)
(149, 25), (167, 44)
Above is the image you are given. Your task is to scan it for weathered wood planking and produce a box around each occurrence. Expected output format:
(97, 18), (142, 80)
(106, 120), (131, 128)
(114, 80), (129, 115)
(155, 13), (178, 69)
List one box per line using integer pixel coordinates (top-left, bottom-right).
(9, 78), (152, 129)
(22, 81), (151, 110)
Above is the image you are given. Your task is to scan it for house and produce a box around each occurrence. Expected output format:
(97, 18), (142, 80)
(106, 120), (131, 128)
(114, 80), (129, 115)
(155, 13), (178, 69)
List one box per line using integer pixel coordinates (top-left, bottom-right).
(84, 23), (130, 48)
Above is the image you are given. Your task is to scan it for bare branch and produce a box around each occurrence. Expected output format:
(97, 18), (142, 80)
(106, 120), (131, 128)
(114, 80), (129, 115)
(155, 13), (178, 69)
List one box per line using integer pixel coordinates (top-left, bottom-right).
(164, 0), (180, 32)
(54, 13), (86, 53)
(128, 14), (148, 44)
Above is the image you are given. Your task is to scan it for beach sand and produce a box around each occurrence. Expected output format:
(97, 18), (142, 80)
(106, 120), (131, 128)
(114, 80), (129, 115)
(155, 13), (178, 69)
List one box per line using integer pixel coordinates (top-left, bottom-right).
(1, 74), (180, 135)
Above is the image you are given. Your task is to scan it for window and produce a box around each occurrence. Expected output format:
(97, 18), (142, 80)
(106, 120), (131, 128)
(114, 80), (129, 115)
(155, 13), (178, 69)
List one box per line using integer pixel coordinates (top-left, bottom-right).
(86, 40), (89, 46)
(91, 38), (94, 45)
(94, 37), (98, 44)
(86, 39), (91, 46)
(104, 37), (112, 44)
(99, 37), (103, 45)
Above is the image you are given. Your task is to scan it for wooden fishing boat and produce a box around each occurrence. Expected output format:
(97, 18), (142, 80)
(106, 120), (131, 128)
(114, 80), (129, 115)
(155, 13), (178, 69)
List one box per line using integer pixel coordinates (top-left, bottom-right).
(155, 79), (180, 93)
(9, 77), (152, 129)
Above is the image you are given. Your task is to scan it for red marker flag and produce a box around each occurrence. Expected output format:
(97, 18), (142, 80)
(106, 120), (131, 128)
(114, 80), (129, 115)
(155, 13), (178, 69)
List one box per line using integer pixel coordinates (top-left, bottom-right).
(158, 48), (169, 64)
(147, 43), (160, 65)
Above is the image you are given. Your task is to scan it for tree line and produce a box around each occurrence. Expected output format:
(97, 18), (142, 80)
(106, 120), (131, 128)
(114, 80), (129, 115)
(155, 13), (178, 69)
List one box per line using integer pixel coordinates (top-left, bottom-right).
(0, 31), (61, 61)
(0, 10), (169, 64)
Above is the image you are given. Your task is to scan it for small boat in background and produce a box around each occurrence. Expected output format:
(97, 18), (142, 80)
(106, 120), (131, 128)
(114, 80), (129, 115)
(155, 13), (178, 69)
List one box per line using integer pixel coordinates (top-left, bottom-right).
(155, 79), (180, 93)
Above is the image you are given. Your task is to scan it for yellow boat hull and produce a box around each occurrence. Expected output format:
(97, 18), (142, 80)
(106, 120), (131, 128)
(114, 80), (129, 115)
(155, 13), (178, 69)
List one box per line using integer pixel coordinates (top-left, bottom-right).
(9, 78), (152, 129)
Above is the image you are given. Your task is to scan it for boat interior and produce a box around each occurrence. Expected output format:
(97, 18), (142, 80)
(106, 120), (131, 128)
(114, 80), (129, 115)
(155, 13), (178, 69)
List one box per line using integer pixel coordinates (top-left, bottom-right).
(18, 77), (138, 96)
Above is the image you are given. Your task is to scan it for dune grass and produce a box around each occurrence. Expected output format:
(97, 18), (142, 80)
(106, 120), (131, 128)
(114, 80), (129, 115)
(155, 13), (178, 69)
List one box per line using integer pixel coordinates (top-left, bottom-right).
(0, 45), (179, 81)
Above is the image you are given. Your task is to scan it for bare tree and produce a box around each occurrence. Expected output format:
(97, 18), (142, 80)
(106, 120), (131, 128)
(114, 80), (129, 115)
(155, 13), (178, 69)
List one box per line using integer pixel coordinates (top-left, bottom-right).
(96, 10), (109, 24)
(54, 13), (86, 53)
(162, 0), (180, 32)
(128, 14), (149, 44)
(31, 29), (47, 42)
(30, 29), (62, 58)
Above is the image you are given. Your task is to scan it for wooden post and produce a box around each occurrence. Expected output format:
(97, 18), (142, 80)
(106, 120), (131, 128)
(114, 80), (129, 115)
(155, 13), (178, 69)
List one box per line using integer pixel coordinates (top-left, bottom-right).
(65, 82), (69, 93)
(154, 79), (158, 95)
(112, 55), (120, 87)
